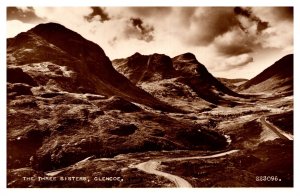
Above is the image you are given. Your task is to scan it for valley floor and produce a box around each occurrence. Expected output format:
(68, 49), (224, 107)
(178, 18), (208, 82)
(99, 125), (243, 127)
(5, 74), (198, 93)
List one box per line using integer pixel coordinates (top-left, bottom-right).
(7, 93), (293, 188)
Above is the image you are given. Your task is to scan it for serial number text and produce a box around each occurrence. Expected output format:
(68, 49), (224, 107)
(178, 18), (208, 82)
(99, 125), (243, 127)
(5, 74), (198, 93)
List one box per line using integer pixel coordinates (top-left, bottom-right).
(256, 176), (281, 182)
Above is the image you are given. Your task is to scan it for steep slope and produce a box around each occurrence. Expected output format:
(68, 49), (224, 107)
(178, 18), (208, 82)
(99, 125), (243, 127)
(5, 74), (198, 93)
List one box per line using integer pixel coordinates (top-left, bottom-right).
(237, 54), (293, 95)
(7, 22), (180, 112)
(172, 53), (246, 106)
(114, 52), (246, 106)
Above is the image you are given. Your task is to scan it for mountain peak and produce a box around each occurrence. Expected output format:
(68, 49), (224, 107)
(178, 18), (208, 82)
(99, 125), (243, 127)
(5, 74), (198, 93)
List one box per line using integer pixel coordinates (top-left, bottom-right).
(29, 22), (86, 42)
(132, 52), (142, 57)
(172, 53), (208, 77)
(29, 22), (105, 55)
(175, 52), (197, 61)
(30, 22), (76, 35)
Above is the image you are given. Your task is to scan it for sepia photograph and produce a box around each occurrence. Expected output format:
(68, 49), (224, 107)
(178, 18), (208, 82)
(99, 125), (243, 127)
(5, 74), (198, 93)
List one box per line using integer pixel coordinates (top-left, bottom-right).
(6, 6), (293, 188)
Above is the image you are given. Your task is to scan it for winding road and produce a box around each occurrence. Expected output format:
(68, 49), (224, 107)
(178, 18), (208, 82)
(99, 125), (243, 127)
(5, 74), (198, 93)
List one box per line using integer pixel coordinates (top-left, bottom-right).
(135, 160), (192, 187)
(45, 115), (292, 187)
(133, 115), (294, 188)
(260, 116), (293, 140)
(133, 149), (239, 188)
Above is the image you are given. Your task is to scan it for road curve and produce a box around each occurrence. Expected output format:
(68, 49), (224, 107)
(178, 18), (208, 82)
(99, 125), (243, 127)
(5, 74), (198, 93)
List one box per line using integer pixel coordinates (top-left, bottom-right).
(133, 149), (239, 188)
(260, 116), (293, 140)
(135, 160), (192, 187)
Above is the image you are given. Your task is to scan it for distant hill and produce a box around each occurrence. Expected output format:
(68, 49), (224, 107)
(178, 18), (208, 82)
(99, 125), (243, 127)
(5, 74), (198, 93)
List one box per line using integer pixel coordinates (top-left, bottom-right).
(217, 78), (248, 90)
(237, 54), (293, 95)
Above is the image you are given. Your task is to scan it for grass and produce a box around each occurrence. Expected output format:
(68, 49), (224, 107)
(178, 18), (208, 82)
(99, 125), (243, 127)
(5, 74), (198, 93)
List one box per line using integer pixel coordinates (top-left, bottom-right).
(159, 139), (293, 187)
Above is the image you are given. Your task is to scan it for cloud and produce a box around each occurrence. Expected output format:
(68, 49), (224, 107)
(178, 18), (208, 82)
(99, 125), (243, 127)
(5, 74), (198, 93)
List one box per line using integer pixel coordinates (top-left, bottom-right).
(215, 54), (254, 71)
(213, 27), (256, 56)
(128, 18), (154, 42)
(104, 7), (172, 19)
(7, 7), (45, 23)
(127, 7), (172, 17)
(234, 7), (269, 34)
(34, 7), (91, 27)
(84, 7), (109, 22)
(259, 21), (293, 50)
(252, 7), (293, 24)
(6, 7), (293, 79)
(251, 7), (293, 52)
(7, 20), (36, 38)
(103, 7), (241, 46)
(179, 7), (240, 46)
(211, 7), (293, 58)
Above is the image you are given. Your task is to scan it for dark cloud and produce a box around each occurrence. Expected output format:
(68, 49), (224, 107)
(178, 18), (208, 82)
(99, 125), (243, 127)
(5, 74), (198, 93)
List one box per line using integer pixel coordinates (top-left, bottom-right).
(7, 7), (44, 23)
(127, 17), (154, 42)
(257, 21), (269, 33)
(108, 17), (155, 45)
(210, 7), (286, 57)
(234, 7), (269, 34)
(234, 7), (252, 18)
(182, 7), (241, 46)
(180, 7), (272, 48)
(213, 27), (257, 56)
(131, 18), (143, 29)
(85, 7), (110, 22)
(273, 7), (293, 21)
(216, 42), (253, 56)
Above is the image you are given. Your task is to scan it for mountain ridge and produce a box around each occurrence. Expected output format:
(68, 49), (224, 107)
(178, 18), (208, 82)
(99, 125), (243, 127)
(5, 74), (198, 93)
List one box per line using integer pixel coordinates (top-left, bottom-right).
(237, 54), (293, 94)
(7, 22), (183, 112)
(113, 51), (246, 106)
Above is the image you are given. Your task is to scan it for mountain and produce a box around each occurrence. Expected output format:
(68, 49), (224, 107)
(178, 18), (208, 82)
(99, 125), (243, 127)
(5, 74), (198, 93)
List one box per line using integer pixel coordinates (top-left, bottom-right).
(172, 53), (246, 105)
(114, 52), (245, 106)
(7, 23), (228, 173)
(237, 54), (293, 95)
(7, 22), (181, 112)
(113, 52), (177, 84)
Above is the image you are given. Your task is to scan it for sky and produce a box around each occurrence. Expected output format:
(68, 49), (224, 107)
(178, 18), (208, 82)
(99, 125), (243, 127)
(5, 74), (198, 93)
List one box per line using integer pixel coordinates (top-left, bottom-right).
(6, 6), (293, 79)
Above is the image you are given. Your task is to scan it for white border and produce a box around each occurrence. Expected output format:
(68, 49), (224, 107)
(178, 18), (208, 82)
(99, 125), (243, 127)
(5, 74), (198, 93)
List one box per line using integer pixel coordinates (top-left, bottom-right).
(1, 1), (299, 196)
